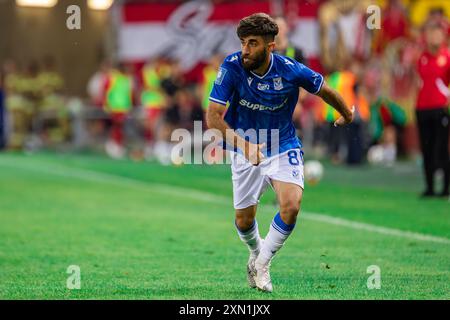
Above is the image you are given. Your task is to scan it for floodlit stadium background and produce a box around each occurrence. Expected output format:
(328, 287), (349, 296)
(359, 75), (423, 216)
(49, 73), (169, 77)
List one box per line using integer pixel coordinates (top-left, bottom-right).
(0, 0), (449, 300)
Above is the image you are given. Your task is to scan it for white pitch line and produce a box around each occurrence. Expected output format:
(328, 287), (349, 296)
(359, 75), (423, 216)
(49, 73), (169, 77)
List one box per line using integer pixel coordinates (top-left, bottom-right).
(298, 212), (450, 245)
(0, 157), (230, 205)
(1, 156), (449, 245)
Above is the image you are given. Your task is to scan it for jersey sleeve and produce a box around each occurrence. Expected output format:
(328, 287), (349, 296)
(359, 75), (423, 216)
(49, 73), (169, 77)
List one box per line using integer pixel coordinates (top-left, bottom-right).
(209, 64), (236, 106)
(292, 61), (324, 95)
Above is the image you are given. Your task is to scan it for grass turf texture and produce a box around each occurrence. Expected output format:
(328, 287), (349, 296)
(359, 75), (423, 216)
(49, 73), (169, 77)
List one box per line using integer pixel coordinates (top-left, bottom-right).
(0, 152), (448, 299)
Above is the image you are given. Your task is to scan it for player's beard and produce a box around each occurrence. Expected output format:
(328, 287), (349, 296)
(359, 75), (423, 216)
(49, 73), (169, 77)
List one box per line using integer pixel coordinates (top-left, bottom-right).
(242, 48), (267, 72)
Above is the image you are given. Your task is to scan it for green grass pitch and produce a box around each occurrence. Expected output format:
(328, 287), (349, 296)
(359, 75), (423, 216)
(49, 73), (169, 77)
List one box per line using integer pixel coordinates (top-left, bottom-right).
(0, 152), (449, 299)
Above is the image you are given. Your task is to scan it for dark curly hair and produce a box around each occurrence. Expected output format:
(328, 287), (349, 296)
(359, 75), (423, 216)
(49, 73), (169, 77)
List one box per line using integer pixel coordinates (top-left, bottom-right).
(236, 13), (279, 42)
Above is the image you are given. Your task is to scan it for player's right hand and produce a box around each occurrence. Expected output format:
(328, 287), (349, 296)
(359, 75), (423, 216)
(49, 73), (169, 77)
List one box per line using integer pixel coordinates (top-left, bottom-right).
(245, 142), (266, 166)
(334, 105), (355, 127)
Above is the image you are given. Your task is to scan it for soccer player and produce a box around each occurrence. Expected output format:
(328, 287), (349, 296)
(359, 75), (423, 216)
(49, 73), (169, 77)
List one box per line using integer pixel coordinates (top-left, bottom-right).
(206, 13), (354, 292)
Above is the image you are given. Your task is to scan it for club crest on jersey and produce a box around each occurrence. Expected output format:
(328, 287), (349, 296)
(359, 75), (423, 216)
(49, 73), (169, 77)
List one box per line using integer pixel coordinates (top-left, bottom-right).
(215, 67), (227, 85)
(247, 77), (253, 86)
(273, 77), (283, 90)
(257, 82), (270, 91)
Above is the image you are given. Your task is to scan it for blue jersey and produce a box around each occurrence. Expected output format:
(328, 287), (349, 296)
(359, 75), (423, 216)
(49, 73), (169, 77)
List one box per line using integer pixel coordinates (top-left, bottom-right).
(209, 51), (324, 157)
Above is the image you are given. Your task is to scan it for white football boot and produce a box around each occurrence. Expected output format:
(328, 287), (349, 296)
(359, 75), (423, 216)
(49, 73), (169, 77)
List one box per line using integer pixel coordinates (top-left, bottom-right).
(255, 259), (273, 293)
(247, 255), (257, 288)
(247, 238), (264, 289)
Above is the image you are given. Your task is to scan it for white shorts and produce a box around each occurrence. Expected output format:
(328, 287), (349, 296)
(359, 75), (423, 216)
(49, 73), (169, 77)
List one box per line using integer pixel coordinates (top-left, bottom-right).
(230, 149), (304, 209)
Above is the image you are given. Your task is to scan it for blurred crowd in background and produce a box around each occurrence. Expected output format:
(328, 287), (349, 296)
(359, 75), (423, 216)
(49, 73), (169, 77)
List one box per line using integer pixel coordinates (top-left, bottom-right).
(0, 0), (449, 170)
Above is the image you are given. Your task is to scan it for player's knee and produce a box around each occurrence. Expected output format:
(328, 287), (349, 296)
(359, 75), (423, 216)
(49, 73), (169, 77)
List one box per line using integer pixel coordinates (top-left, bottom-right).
(235, 214), (255, 231)
(280, 200), (300, 218)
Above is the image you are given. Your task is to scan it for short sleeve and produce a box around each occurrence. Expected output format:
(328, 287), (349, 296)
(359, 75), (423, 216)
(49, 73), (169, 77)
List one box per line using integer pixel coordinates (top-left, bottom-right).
(209, 65), (236, 106)
(293, 61), (324, 95)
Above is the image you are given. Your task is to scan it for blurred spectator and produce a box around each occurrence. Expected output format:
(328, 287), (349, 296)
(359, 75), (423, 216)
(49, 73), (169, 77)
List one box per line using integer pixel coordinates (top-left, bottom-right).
(415, 22), (450, 197)
(198, 54), (225, 164)
(426, 7), (450, 39)
(83, 61), (112, 149)
(22, 61), (41, 107)
(379, 32), (422, 156)
(165, 88), (203, 131)
(39, 55), (64, 96)
(428, 7), (450, 34)
(274, 16), (306, 65)
(368, 97), (406, 158)
(4, 60), (34, 149)
(373, 0), (410, 54)
(318, 60), (370, 165)
(160, 59), (186, 97)
(318, 0), (372, 73)
(199, 53), (223, 112)
(88, 60), (111, 108)
(364, 58), (407, 165)
(140, 57), (169, 154)
(154, 88), (203, 165)
(410, 1), (450, 34)
(103, 63), (135, 159)
(37, 56), (69, 145)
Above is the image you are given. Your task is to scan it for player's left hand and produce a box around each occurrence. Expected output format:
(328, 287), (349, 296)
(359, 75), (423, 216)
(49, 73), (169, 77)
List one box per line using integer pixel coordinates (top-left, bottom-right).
(334, 105), (355, 127)
(245, 142), (266, 166)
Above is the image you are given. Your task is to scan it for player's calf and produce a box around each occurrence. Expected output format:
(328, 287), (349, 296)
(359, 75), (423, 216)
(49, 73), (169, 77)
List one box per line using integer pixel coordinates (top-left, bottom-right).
(235, 219), (263, 258)
(235, 212), (264, 289)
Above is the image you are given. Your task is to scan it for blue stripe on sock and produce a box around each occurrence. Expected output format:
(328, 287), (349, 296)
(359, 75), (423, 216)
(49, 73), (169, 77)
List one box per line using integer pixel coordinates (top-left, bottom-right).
(271, 222), (290, 235)
(235, 219), (256, 235)
(273, 212), (296, 233)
